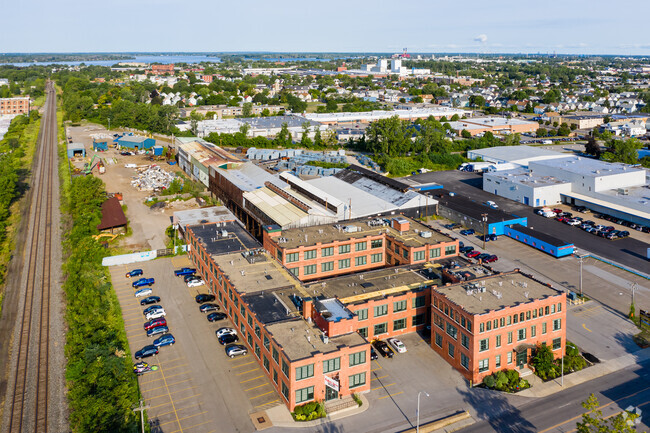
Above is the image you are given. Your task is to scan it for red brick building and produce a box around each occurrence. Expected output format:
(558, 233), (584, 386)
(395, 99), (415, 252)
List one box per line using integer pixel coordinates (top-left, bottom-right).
(263, 216), (459, 282)
(0, 97), (30, 115)
(150, 64), (174, 75)
(430, 270), (567, 384)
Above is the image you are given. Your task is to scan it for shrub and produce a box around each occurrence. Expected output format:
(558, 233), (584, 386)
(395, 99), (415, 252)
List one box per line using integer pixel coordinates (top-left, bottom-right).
(505, 369), (519, 385)
(352, 393), (363, 407)
(494, 371), (508, 390)
(483, 375), (495, 388)
(292, 401), (326, 422)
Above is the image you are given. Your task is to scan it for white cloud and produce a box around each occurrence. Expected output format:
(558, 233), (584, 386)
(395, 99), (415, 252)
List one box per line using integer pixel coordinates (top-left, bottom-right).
(474, 34), (488, 43)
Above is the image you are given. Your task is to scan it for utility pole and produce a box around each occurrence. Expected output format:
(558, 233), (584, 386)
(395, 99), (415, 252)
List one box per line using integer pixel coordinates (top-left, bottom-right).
(133, 399), (149, 433)
(482, 213), (488, 250)
(579, 255), (584, 297)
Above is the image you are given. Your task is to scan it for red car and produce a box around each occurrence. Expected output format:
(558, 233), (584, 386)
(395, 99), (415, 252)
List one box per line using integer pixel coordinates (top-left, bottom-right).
(484, 255), (499, 263)
(466, 250), (481, 258)
(144, 318), (167, 330)
(555, 217), (567, 223)
(552, 208), (562, 215)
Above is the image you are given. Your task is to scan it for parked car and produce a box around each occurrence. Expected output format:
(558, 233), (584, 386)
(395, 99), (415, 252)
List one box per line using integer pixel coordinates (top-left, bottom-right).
(387, 338), (407, 353)
(140, 296), (161, 306)
(372, 340), (394, 358)
(218, 333), (239, 345)
(459, 229), (475, 236)
(207, 312), (228, 322)
(145, 309), (166, 320)
(153, 334), (175, 347)
(133, 361), (158, 375)
(199, 303), (220, 313)
(488, 234), (498, 241)
(466, 250), (481, 258)
(132, 277), (155, 288)
(174, 267), (196, 277)
(566, 219), (581, 226)
(552, 208), (563, 215)
(486, 201), (498, 209)
(187, 279), (205, 288)
(555, 217), (568, 223)
(134, 345), (159, 359)
(484, 255), (499, 263)
(184, 274), (201, 283)
(459, 246), (474, 254)
(146, 325), (169, 338)
(126, 269), (143, 278)
(134, 288), (153, 298)
(606, 231), (619, 240)
(216, 327), (237, 338)
(144, 318), (167, 330)
(225, 344), (248, 358)
(618, 231), (630, 238)
(477, 253), (491, 261)
(143, 305), (163, 316)
(370, 347), (378, 361)
(195, 294), (216, 303)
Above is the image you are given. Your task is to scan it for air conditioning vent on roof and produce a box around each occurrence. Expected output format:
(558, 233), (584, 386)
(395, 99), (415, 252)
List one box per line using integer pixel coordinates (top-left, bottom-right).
(420, 231), (433, 238)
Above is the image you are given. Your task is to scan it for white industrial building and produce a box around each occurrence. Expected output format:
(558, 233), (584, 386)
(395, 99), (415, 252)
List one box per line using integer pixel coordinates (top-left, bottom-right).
(196, 115), (326, 140)
(482, 147), (649, 225)
(303, 107), (467, 125)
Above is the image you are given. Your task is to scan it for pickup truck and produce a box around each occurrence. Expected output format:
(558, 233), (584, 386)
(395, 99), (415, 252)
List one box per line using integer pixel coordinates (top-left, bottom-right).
(174, 267), (197, 277)
(132, 277), (155, 288)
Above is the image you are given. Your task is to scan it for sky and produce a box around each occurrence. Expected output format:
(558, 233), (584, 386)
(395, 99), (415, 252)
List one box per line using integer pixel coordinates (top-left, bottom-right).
(2, 0), (649, 56)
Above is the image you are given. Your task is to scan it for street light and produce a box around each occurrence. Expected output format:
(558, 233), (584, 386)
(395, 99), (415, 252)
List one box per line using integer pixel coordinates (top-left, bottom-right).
(481, 213), (488, 250)
(417, 391), (430, 433)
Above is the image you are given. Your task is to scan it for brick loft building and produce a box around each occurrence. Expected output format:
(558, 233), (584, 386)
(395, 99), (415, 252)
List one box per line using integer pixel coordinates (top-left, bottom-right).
(263, 216), (459, 282)
(0, 97), (30, 115)
(186, 222), (371, 410)
(150, 64), (174, 75)
(431, 270), (567, 384)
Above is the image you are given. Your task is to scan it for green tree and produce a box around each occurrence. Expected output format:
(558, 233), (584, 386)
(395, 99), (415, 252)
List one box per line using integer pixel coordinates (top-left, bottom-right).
(585, 136), (601, 157)
(275, 122), (292, 147)
(531, 344), (558, 380)
(576, 394), (641, 433)
(239, 123), (251, 137)
(469, 95), (486, 108)
(557, 123), (571, 137)
(300, 122), (313, 148)
(313, 127), (323, 147)
(325, 99), (338, 112)
(241, 102), (253, 118)
(461, 129), (472, 139)
(536, 128), (548, 137)
(603, 138), (642, 164)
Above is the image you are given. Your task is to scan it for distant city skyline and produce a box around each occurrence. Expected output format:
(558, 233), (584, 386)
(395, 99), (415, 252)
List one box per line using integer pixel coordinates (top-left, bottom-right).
(2, 0), (649, 56)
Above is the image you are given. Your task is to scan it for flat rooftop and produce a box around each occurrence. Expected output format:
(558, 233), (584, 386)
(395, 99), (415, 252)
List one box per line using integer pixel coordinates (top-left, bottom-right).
(508, 224), (574, 248)
(434, 271), (562, 315)
(307, 265), (436, 305)
(434, 190), (525, 224)
(212, 251), (299, 295)
(274, 216), (454, 249)
(243, 291), (296, 324)
(442, 263), (496, 283)
(173, 206), (235, 228)
(485, 169), (570, 187)
(469, 145), (567, 163)
(266, 319), (368, 361)
(532, 156), (645, 177)
(188, 221), (260, 256)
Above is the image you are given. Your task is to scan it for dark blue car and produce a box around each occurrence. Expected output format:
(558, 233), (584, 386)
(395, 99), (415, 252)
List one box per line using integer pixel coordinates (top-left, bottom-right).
(132, 277), (155, 288)
(134, 345), (159, 359)
(174, 267), (196, 277)
(460, 229), (475, 236)
(126, 269), (143, 278)
(153, 334), (175, 347)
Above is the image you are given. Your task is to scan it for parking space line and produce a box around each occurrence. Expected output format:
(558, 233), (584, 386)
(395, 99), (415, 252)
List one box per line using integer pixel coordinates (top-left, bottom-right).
(171, 419), (213, 433)
(147, 386), (199, 400)
(244, 383), (270, 392)
(153, 363), (183, 433)
(158, 370), (191, 381)
(155, 403), (200, 419)
(371, 375), (388, 381)
(232, 360), (255, 368)
(371, 360), (383, 371)
(159, 357), (186, 365)
(249, 390), (275, 400)
(255, 399), (279, 409)
(240, 375), (263, 384)
(144, 379), (192, 394)
(236, 368), (259, 376)
(371, 382), (395, 391)
(378, 391), (403, 400)
(161, 363), (189, 371)
(157, 411), (208, 428)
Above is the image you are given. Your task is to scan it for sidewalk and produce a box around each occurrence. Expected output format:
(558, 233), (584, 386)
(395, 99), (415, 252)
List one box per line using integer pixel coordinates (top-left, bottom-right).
(518, 346), (650, 398)
(263, 393), (370, 429)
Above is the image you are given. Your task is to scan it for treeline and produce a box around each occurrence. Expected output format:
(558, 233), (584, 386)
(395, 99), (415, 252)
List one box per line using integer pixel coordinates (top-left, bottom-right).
(63, 176), (140, 433)
(0, 111), (40, 284)
(204, 122), (337, 150)
(354, 115), (520, 176)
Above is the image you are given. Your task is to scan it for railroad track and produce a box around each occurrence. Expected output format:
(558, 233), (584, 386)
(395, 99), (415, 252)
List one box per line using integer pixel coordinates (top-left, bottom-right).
(5, 81), (57, 433)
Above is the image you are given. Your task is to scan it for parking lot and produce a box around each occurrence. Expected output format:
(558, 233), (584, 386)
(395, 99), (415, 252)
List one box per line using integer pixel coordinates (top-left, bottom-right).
(111, 256), (280, 433)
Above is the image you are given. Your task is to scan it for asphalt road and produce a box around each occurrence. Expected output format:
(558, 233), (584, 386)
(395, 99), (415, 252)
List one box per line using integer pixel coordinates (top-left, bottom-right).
(462, 359), (650, 433)
(417, 170), (649, 273)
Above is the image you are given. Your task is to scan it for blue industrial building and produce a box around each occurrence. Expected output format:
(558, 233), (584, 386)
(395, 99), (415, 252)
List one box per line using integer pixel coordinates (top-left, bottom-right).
(93, 139), (109, 151)
(115, 135), (156, 150)
(153, 145), (164, 156)
(504, 224), (574, 258)
(67, 142), (85, 158)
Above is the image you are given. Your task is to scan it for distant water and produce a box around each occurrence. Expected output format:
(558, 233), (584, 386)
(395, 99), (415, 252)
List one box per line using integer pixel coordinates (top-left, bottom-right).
(3, 54), (222, 67)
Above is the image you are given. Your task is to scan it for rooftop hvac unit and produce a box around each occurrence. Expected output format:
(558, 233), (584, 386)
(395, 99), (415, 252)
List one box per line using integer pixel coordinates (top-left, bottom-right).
(420, 231), (433, 238)
(343, 225), (359, 233)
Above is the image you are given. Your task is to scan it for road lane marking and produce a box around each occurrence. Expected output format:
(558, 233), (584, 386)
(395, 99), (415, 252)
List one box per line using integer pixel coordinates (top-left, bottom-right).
(582, 323), (592, 332)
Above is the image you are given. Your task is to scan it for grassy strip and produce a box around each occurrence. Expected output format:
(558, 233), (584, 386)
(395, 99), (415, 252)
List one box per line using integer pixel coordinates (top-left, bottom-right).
(58, 86), (142, 432)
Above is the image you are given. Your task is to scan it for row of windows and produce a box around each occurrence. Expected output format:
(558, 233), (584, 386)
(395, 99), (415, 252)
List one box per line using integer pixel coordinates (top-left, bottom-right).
(478, 320), (561, 351)
(475, 338), (562, 373)
(357, 296), (426, 321)
(295, 350), (368, 381)
(289, 254), (384, 276)
(285, 240), (384, 263)
(434, 301), (472, 333)
(357, 315), (424, 338)
(478, 303), (563, 333)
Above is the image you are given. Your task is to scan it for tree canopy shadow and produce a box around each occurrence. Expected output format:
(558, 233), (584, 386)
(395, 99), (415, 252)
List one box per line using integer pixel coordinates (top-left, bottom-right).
(458, 385), (536, 433)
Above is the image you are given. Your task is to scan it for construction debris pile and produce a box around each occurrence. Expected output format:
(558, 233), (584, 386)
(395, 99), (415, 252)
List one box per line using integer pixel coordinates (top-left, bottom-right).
(130, 165), (176, 191)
